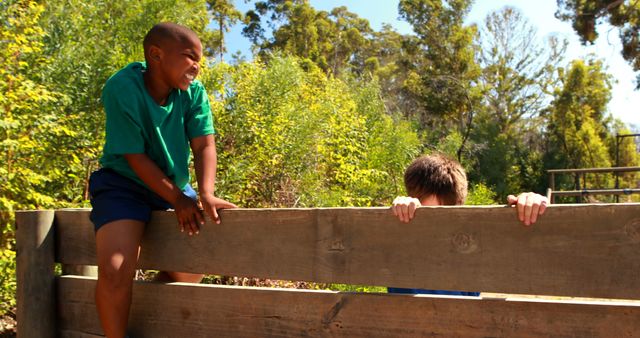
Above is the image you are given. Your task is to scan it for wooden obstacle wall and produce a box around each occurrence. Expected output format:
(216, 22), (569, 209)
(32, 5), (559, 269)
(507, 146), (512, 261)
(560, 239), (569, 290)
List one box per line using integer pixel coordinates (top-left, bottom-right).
(16, 204), (640, 337)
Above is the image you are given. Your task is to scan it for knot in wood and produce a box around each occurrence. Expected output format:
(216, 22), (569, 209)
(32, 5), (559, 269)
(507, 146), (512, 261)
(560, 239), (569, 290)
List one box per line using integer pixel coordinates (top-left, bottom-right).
(624, 219), (640, 243)
(329, 240), (345, 252)
(451, 232), (478, 254)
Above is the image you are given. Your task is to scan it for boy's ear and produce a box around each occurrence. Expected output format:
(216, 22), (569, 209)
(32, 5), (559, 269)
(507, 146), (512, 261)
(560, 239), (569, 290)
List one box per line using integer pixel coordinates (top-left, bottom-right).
(148, 45), (163, 62)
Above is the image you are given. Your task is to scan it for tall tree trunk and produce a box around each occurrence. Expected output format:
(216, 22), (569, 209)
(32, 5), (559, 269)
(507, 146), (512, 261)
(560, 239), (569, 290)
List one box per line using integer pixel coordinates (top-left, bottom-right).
(219, 20), (224, 62)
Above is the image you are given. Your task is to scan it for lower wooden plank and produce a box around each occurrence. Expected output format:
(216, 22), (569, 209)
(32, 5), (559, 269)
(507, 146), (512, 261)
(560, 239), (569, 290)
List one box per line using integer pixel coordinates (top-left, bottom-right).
(58, 276), (640, 338)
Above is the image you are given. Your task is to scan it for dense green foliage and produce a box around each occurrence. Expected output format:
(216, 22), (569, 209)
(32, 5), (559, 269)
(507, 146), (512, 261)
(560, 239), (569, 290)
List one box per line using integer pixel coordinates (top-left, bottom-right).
(1, 0), (638, 317)
(202, 57), (421, 207)
(0, 0), (64, 314)
(556, 0), (640, 87)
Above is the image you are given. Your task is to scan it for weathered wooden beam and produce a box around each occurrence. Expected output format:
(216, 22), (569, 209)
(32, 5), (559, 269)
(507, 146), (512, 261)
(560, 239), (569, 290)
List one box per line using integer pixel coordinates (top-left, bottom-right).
(55, 204), (640, 299)
(58, 276), (640, 338)
(16, 210), (56, 338)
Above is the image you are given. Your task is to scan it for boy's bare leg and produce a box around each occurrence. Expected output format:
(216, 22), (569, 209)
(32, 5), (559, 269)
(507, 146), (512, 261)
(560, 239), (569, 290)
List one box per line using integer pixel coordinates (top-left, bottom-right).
(95, 219), (145, 338)
(154, 271), (204, 283)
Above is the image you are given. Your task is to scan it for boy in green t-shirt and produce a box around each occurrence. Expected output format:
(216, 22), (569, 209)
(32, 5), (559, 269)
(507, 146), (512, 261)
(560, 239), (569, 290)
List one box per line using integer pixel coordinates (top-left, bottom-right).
(88, 23), (236, 337)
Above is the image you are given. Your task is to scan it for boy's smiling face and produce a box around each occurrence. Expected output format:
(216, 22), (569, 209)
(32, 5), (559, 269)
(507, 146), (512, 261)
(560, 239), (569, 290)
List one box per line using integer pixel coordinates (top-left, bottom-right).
(157, 37), (203, 91)
(146, 34), (203, 92)
(142, 23), (205, 105)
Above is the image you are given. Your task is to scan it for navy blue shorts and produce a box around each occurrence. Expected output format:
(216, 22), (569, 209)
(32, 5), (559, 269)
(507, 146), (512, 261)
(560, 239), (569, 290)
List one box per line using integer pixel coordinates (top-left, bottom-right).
(89, 168), (197, 231)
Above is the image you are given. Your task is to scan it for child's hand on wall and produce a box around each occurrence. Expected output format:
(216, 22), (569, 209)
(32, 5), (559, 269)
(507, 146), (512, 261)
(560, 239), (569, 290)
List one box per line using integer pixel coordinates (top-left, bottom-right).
(200, 194), (238, 225)
(392, 196), (422, 223)
(174, 193), (205, 235)
(507, 192), (549, 226)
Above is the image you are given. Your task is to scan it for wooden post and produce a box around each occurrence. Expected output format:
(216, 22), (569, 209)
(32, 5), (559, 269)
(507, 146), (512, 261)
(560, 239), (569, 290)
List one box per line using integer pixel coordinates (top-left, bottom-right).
(549, 172), (555, 204)
(16, 210), (56, 338)
(574, 173), (581, 203)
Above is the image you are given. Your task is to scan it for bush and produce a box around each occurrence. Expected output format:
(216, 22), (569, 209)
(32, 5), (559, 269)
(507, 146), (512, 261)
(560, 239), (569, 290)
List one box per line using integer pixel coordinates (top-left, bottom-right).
(466, 183), (498, 205)
(200, 56), (421, 208)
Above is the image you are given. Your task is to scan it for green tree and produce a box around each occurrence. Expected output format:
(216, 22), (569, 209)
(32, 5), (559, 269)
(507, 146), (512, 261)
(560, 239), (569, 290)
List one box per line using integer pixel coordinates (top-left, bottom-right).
(325, 6), (373, 75)
(470, 6), (566, 198)
(610, 122), (640, 169)
(545, 58), (614, 198)
(398, 0), (482, 142)
(242, 0), (373, 74)
(206, 0), (243, 61)
(0, 0), (68, 314)
(200, 56), (421, 207)
(556, 0), (640, 87)
(364, 24), (423, 120)
(478, 6), (565, 134)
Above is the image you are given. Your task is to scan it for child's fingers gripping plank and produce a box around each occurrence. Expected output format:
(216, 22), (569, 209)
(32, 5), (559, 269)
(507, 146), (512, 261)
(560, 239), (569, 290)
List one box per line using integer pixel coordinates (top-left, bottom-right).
(200, 194), (238, 225)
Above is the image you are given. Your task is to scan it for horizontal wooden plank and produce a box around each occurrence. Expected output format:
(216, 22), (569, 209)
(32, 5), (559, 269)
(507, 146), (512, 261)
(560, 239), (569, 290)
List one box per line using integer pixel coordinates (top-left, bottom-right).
(58, 276), (640, 338)
(55, 204), (640, 299)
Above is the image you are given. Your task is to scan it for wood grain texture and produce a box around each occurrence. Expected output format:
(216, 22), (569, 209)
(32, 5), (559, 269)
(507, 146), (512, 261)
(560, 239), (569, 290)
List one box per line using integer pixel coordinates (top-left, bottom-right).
(58, 276), (640, 338)
(16, 210), (56, 338)
(55, 204), (640, 298)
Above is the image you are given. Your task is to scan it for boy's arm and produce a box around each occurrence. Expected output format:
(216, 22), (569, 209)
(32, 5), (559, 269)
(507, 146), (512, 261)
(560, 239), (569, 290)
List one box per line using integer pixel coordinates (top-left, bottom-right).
(124, 153), (204, 235)
(507, 192), (549, 226)
(190, 134), (237, 224)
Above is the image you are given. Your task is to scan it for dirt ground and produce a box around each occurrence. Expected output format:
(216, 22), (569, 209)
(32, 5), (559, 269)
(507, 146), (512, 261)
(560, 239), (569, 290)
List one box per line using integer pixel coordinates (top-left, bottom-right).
(0, 312), (16, 338)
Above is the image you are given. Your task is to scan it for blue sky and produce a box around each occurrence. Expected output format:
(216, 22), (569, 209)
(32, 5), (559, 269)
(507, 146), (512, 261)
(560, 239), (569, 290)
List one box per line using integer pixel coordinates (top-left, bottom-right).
(223, 0), (639, 127)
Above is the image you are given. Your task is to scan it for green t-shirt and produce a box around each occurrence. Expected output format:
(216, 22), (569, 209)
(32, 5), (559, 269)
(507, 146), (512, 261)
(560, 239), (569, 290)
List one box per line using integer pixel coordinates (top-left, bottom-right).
(99, 62), (215, 190)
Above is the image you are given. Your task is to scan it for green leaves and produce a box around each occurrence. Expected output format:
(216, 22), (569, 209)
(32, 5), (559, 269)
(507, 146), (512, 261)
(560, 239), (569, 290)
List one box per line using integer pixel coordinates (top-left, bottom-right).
(0, 0), (67, 315)
(206, 0), (243, 60)
(556, 0), (640, 87)
(398, 0), (481, 130)
(0, 0), (64, 212)
(545, 58), (620, 200)
(201, 56), (421, 207)
(243, 0), (374, 75)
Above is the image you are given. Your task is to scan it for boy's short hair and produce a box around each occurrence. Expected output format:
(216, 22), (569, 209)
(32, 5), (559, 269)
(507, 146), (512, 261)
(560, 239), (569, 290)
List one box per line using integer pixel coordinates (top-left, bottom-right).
(143, 22), (199, 61)
(404, 154), (468, 205)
